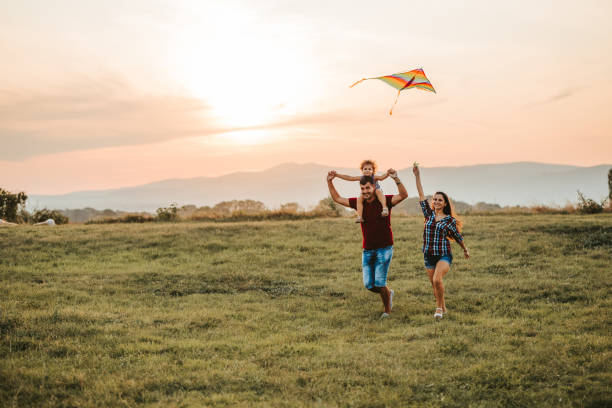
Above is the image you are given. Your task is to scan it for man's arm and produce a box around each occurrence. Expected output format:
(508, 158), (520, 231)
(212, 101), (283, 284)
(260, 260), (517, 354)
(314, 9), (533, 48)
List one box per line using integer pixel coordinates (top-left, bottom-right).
(327, 171), (350, 207)
(334, 173), (360, 182)
(387, 168), (408, 206)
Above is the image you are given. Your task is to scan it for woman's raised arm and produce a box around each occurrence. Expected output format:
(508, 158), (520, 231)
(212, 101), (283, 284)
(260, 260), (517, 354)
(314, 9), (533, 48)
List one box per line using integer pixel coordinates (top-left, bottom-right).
(413, 164), (425, 201)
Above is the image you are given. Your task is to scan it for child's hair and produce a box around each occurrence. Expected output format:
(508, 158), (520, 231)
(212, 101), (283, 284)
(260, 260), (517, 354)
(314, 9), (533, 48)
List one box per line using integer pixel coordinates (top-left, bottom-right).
(359, 159), (377, 172)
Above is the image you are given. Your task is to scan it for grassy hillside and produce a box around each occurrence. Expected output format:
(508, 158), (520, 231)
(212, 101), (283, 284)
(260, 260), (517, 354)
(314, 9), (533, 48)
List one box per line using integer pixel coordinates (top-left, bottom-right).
(1, 215), (610, 407)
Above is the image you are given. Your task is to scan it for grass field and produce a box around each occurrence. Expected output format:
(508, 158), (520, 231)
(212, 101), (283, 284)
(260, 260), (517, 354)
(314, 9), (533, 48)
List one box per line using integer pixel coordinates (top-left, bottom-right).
(1, 215), (611, 407)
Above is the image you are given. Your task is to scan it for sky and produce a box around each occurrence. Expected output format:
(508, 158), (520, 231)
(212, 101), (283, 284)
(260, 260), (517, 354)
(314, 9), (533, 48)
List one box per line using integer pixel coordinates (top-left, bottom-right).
(1, 0), (611, 194)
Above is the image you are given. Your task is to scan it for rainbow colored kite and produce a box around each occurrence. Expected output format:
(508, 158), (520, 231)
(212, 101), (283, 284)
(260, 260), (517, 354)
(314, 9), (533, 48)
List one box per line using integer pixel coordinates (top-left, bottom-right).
(350, 68), (436, 115)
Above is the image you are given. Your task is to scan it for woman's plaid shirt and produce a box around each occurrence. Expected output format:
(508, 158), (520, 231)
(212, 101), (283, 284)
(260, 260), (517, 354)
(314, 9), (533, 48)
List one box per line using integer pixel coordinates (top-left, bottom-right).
(420, 199), (463, 255)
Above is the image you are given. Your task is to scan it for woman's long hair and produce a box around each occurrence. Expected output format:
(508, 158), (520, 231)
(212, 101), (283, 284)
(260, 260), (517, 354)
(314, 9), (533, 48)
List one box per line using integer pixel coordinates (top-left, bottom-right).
(433, 191), (463, 236)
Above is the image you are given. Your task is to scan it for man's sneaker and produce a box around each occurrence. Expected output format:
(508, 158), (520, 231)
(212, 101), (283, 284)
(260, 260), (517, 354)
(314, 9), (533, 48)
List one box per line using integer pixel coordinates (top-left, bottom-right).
(380, 312), (390, 319)
(389, 289), (394, 311)
(434, 307), (444, 320)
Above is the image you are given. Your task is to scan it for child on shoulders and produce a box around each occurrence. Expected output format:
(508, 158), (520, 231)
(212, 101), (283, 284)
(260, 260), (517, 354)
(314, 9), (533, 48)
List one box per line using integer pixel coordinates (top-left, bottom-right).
(333, 159), (390, 223)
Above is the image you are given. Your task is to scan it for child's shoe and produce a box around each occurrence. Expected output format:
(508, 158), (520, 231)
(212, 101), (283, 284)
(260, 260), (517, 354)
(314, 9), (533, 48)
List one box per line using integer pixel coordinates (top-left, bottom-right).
(355, 216), (364, 223)
(381, 208), (389, 217)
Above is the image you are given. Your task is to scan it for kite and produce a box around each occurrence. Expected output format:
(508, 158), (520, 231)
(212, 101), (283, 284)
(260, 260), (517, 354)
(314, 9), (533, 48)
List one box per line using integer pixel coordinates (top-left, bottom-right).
(350, 68), (436, 115)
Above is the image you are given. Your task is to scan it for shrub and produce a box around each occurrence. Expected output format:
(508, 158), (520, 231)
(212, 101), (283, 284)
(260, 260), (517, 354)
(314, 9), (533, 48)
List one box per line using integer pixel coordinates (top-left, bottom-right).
(0, 188), (28, 222)
(189, 210), (318, 222)
(86, 213), (154, 224)
(120, 214), (154, 223)
(17, 209), (33, 224)
(156, 204), (178, 221)
(177, 205), (198, 218)
(279, 202), (300, 214)
(608, 168), (612, 205)
(32, 208), (69, 225)
(471, 202), (502, 212)
(530, 205), (574, 215)
(60, 208), (121, 223)
(212, 200), (267, 216)
(313, 197), (344, 217)
(576, 191), (605, 214)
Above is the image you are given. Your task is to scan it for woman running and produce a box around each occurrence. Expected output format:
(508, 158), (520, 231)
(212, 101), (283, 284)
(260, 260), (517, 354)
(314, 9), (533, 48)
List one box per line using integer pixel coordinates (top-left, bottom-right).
(413, 164), (470, 320)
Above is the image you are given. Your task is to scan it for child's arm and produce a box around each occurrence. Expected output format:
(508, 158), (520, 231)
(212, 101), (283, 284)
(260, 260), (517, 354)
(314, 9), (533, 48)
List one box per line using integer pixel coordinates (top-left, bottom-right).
(334, 173), (361, 181)
(374, 170), (390, 181)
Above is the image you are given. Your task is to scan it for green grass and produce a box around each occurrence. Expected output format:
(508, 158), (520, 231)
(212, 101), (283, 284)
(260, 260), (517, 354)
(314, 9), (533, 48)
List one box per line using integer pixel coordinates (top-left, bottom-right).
(1, 215), (611, 407)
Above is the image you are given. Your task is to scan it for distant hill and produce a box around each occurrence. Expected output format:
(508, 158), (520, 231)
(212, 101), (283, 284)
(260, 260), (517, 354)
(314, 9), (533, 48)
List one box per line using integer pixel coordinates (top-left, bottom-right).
(27, 162), (611, 212)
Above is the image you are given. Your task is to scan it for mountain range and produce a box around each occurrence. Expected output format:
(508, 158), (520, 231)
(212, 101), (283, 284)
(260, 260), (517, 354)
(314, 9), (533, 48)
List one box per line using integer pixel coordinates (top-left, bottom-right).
(27, 162), (611, 212)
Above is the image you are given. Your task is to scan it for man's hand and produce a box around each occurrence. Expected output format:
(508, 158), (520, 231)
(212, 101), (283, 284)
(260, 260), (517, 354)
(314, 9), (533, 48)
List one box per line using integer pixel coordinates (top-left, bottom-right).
(387, 168), (397, 179)
(326, 171), (350, 207)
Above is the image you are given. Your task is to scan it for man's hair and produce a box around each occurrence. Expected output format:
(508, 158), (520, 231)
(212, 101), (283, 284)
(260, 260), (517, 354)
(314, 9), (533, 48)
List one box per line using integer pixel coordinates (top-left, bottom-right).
(359, 159), (377, 171)
(360, 175), (375, 186)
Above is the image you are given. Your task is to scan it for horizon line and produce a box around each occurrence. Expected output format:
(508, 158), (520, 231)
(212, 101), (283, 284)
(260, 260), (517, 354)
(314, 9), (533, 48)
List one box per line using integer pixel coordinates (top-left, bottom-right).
(24, 160), (612, 197)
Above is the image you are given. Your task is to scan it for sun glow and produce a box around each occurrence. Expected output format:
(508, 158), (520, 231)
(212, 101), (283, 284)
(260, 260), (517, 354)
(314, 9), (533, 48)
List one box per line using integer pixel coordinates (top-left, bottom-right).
(168, 3), (316, 128)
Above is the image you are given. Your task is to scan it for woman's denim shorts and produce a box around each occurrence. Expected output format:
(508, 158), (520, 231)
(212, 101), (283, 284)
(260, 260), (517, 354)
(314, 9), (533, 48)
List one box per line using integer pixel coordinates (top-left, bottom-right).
(424, 253), (453, 269)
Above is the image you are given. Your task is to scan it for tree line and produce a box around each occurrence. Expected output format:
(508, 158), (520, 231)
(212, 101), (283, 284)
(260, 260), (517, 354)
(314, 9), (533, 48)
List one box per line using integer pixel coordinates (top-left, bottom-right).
(2, 171), (611, 224)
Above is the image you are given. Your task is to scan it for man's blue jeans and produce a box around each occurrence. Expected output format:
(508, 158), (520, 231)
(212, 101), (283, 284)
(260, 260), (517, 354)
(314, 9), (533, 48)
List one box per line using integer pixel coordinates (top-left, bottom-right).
(362, 245), (393, 290)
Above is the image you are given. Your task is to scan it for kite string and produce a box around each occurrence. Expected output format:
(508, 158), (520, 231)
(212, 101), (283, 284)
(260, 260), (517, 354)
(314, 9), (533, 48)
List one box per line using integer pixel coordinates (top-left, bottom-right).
(389, 90), (401, 115)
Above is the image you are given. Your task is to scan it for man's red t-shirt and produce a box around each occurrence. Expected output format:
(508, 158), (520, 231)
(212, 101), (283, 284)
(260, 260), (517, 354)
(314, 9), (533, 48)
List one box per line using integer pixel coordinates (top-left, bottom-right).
(349, 195), (394, 250)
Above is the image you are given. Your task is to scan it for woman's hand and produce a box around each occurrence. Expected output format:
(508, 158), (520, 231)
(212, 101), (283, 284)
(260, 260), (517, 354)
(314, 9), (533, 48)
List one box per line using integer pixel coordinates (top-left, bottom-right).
(463, 248), (470, 259)
(412, 165), (420, 177)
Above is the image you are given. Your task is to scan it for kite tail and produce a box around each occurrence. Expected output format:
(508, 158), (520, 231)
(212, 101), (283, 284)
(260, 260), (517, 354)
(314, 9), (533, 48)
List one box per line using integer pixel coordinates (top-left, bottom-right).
(389, 90), (401, 115)
(349, 78), (367, 88)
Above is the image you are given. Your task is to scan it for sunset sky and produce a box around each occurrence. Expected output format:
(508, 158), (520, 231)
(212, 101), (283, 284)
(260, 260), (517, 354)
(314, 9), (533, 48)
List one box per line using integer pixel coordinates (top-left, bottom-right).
(1, 0), (611, 194)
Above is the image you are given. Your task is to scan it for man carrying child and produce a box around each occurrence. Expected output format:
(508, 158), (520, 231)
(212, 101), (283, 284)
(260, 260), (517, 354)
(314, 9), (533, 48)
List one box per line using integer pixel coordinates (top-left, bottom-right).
(327, 168), (408, 318)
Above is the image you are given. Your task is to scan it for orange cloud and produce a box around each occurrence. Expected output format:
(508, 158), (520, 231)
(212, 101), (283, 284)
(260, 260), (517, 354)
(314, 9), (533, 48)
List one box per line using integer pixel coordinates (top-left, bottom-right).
(0, 76), (225, 160)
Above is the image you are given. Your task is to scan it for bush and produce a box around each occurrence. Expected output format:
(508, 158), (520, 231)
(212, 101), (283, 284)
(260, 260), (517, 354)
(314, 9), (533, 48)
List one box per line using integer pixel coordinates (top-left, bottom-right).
(87, 214), (154, 224)
(0, 188), (28, 222)
(156, 204), (178, 221)
(60, 208), (120, 223)
(189, 210), (319, 222)
(279, 202), (300, 214)
(313, 197), (344, 217)
(177, 205), (198, 218)
(17, 209), (33, 224)
(529, 204), (574, 215)
(32, 209), (69, 225)
(212, 200), (267, 216)
(576, 191), (606, 214)
(608, 168), (612, 204)
(471, 202), (502, 212)
(186, 199), (347, 222)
